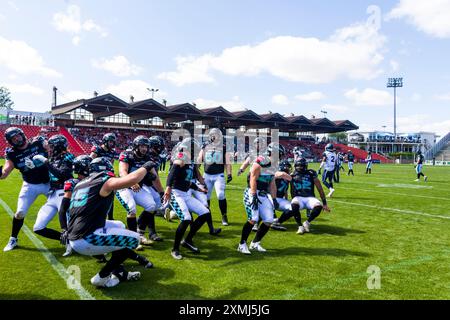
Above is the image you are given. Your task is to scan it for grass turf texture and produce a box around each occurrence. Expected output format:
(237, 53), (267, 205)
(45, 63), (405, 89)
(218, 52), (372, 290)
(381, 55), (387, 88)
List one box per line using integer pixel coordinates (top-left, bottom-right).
(0, 160), (449, 300)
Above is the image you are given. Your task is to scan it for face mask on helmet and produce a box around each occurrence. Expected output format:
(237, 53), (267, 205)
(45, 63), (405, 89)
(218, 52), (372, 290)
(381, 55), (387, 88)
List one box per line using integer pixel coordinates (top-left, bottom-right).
(294, 159), (308, 173)
(73, 155), (91, 176)
(149, 136), (165, 153)
(5, 127), (26, 148)
(133, 136), (150, 157)
(48, 135), (68, 157)
(208, 128), (223, 145)
(103, 134), (116, 150)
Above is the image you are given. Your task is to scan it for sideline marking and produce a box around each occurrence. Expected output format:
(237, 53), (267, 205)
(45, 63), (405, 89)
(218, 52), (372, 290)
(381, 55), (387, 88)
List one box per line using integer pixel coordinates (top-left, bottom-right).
(0, 198), (95, 300)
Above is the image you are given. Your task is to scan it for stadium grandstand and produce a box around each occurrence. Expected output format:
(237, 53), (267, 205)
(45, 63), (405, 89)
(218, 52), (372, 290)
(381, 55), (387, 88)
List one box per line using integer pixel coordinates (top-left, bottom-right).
(1, 92), (389, 163)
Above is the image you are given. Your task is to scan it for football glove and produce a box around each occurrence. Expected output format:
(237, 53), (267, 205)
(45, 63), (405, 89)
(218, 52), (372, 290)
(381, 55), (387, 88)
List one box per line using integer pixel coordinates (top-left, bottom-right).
(227, 174), (233, 183)
(318, 168), (322, 175)
(250, 193), (261, 210)
(273, 198), (279, 210)
(32, 154), (48, 166)
(143, 161), (157, 172)
(60, 229), (69, 246)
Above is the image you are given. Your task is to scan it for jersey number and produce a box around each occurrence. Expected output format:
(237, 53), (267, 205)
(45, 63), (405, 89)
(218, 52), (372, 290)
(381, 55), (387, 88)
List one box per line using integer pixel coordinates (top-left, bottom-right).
(70, 187), (90, 209)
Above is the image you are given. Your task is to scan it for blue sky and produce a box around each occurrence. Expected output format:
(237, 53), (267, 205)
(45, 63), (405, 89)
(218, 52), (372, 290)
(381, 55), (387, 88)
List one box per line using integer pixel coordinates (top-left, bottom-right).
(1, 0), (449, 136)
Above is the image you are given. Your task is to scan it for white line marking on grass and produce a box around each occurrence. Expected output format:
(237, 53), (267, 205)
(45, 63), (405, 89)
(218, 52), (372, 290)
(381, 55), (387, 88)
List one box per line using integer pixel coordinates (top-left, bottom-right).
(377, 183), (433, 189)
(0, 198), (95, 300)
(331, 199), (450, 221)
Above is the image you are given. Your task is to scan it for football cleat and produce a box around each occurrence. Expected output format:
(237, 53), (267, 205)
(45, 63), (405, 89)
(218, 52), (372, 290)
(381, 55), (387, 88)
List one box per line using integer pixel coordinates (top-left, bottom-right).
(149, 233), (163, 242)
(126, 271), (141, 281)
(414, 179), (420, 182)
(139, 236), (154, 246)
(252, 224), (259, 232)
(62, 242), (73, 257)
(181, 240), (200, 253)
(164, 208), (172, 221)
(303, 221), (311, 233)
(237, 243), (251, 255)
(136, 255), (153, 269)
(327, 188), (335, 198)
(424, 176), (428, 182)
(209, 228), (222, 236)
(297, 226), (305, 235)
(91, 273), (120, 288)
(249, 241), (266, 252)
(171, 250), (183, 260)
(222, 215), (229, 226)
(3, 237), (18, 252)
(271, 223), (287, 231)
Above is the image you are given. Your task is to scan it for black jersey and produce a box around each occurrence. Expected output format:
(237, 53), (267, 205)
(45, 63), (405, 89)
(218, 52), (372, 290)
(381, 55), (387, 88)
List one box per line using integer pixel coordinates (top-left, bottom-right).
(91, 145), (117, 163)
(48, 152), (74, 190)
(64, 178), (80, 193)
(119, 149), (157, 187)
(5, 136), (50, 184)
(246, 156), (274, 193)
(348, 154), (355, 162)
(203, 143), (227, 175)
(417, 154), (424, 164)
(275, 177), (290, 198)
(166, 162), (195, 192)
(291, 169), (318, 198)
(67, 172), (114, 241)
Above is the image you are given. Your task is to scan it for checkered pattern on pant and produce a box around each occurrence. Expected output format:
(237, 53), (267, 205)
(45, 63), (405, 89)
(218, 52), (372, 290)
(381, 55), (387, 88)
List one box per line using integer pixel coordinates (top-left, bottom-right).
(170, 194), (185, 220)
(243, 188), (253, 220)
(116, 190), (132, 215)
(83, 233), (138, 249)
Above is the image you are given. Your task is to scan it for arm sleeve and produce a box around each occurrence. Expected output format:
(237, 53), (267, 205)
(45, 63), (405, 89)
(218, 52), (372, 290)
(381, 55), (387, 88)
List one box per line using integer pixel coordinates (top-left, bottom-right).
(58, 197), (71, 230)
(166, 164), (181, 188)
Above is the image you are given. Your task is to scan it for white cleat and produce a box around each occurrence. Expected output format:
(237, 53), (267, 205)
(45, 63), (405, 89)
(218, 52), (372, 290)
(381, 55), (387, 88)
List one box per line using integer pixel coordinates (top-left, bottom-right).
(3, 237), (18, 252)
(414, 179), (420, 182)
(303, 221), (311, 233)
(164, 208), (171, 221)
(296, 226), (305, 235)
(327, 188), (335, 198)
(249, 241), (267, 252)
(237, 243), (251, 255)
(139, 236), (154, 246)
(62, 242), (73, 257)
(126, 271), (141, 281)
(252, 224), (259, 232)
(90, 273), (120, 288)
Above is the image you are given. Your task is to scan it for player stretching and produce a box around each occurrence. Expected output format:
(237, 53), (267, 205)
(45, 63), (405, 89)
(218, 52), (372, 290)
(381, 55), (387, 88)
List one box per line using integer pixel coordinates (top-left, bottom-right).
(32, 135), (74, 240)
(237, 142), (285, 255)
(365, 151), (373, 174)
(318, 143), (336, 197)
(270, 159), (292, 231)
(290, 158), (331, 234)
(414, 150), (428, 182)
(346, 150), (355, 176)
(67, 157), (155, 288)
(163, 138), (212, 260)
(1, 127), (50, 252)
(197, 128), (233, 226)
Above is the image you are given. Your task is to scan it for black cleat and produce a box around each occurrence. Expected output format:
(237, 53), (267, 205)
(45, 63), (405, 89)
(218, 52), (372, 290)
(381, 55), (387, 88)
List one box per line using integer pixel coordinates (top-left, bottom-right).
(209, 228), (222, 236)
(181, 240), (200, 253)
(221, 215), (229, 226)
(136, 255), (154, 268)
(149, 233), (163, 242)
(271, 224), (287, 231)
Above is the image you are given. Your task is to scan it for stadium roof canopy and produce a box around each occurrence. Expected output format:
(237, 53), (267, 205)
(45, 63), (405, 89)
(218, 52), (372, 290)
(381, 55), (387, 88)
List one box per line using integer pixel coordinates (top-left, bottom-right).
(52, 93), (358, 133)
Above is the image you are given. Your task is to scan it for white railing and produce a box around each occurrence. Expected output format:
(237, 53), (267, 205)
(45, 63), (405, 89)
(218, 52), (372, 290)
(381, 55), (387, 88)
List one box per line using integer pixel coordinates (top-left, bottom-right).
(425, 132), (450, 160)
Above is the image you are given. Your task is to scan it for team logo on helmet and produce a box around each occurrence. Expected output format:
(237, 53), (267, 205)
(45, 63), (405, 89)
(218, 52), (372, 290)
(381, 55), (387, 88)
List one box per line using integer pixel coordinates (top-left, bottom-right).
(102, 133), (116, 150)
(5, 127), (26, 148)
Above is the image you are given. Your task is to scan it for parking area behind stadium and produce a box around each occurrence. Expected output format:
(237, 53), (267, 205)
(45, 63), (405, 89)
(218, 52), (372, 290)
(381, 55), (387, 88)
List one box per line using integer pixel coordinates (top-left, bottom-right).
(0, 161), (449, 300)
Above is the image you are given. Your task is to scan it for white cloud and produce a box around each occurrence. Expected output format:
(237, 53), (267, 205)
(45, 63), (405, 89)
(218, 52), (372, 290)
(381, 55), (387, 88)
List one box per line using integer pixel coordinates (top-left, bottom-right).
(295, 91), (326, 101)
(321, 104), (349, 114)
(345, 88), (393, 106)
(8, 1), (19, 11)
(396, 114), (450, 136)
(390, 60), (400, 72)
(104, 80), (167, 102)
(92, 55), (143, 77)
(411, 93), (422, 102)
(387, 0), (450, 38)
(434, 93), (450, 101)
(271, 94), (289, 105)
(0, 36), (62, 77)
(59, 90), (91, 104)
(52, 5), (108, 45)
(4, 83), (44, 96)
(194, 96), (246, 112)
(159, 20), (386, 86)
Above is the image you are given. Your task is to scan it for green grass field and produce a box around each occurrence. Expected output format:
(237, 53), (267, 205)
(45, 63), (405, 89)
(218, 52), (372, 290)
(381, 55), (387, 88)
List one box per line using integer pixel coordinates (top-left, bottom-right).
(0, 160), (449, 300)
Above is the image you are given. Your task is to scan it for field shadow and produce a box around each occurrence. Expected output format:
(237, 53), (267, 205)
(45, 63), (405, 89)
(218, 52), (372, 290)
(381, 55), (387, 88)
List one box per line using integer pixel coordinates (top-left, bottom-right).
(309, 224), (366, 236)
(219, 246), (370, 267)
(99, 266), (248, 300)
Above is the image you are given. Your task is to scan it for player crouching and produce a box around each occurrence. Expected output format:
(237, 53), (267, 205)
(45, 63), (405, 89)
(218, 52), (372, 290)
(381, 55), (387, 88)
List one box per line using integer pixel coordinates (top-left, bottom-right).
(67, 157), (155, 288)
(290, 158), (330, 234)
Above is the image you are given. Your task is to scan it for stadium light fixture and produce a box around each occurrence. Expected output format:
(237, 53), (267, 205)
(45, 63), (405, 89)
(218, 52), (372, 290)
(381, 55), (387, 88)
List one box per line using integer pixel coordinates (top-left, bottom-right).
(147, 88), (159, 99)
(387, 77), (403, 145)
(320, 110), (328, 118)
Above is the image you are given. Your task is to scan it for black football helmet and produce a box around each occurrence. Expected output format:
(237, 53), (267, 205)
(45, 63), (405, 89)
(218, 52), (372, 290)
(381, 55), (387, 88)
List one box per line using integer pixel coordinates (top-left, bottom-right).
(132, 135), (150, 157)
(48, 134), (68, 157)
(89, 157), (114, 175)
(149, 135), (165, 154)
(294, 158), (308, 173)
(73, 155), (91, 176)
(102, 133), (117, 150)
(279, 159), (292, 173)
(5, 127), (26, 148)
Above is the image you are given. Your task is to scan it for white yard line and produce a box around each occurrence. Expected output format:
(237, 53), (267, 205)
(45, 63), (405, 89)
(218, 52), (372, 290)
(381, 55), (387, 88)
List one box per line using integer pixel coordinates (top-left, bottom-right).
(337, 186), (450, 201)
(0, 198), (95, 300)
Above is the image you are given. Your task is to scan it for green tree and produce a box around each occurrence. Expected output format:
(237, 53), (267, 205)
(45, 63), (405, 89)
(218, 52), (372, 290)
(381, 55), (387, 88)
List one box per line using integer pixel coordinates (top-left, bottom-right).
(0, 87), (14, 124)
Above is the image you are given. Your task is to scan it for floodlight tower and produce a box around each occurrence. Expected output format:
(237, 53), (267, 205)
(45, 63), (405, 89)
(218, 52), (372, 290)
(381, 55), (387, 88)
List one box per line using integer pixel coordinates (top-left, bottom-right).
(387, 78), (403, 145)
